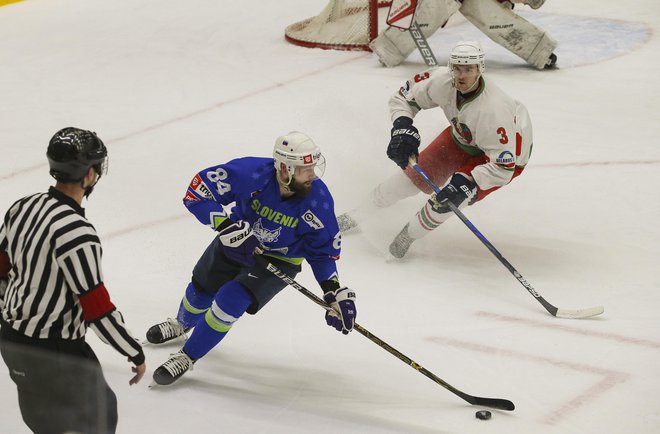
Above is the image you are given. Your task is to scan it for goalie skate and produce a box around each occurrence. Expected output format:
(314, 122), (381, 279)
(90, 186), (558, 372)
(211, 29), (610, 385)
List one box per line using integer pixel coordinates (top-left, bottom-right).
(146, 318), (189, 344)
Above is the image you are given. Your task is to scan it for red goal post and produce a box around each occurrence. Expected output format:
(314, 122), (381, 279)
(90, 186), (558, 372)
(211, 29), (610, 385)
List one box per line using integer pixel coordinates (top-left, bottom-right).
(285, 0), (392, 52)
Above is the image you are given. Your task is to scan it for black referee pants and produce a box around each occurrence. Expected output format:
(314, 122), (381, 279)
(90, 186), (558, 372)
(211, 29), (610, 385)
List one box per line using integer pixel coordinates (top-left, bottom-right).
(0, 322), (118, 434)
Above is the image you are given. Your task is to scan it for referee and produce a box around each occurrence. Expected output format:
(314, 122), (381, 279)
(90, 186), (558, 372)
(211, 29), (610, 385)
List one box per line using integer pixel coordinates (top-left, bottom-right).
(0, 127), (146, 434)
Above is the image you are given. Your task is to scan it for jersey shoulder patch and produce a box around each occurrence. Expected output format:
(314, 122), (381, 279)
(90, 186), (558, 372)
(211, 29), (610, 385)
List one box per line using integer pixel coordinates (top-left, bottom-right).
(301, 210), (324, 230)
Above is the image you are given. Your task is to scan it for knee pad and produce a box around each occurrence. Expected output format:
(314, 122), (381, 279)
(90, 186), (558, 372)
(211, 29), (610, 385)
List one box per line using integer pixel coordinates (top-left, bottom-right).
(215, 281), (252, 315)
(177, 282), (214, 328)
(182, 282), (214, 315)
(203, 282), (251, 333)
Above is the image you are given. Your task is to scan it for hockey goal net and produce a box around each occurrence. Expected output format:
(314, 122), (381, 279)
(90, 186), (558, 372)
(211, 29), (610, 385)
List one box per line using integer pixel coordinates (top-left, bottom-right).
(285, 0), (392, 52)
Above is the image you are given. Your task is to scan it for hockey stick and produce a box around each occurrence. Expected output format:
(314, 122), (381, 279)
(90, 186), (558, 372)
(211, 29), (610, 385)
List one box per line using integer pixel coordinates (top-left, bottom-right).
(409, 157), (604, 319)
(255, 255), (515, 411)
(409, 21), (438, 67)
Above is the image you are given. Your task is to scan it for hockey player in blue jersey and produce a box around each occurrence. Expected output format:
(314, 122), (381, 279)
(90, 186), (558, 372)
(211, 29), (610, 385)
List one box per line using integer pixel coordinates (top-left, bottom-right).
(149, 132), (357, 385)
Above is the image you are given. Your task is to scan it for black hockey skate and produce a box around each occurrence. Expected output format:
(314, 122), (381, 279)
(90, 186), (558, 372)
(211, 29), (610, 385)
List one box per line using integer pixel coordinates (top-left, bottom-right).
(389, 224), (416, 259)
(152, 350), (195, 386)
(146, 318), (189, 344)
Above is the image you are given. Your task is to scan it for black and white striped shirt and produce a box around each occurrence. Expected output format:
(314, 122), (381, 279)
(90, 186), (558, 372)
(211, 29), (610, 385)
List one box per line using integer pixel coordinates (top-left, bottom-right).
(0, 187), (143, 363)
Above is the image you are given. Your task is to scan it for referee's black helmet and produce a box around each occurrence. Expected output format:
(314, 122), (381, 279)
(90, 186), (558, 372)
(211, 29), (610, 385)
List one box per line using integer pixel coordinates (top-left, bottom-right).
(47, 127), (108, 183)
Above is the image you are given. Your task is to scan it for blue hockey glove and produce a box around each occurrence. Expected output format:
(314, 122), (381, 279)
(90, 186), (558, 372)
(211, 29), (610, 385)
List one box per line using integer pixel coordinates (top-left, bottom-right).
(323, 287), (357, 335)
(387, 117), (420, 169)
(431, 173), (477, 210)
(217, 221), (262, 267)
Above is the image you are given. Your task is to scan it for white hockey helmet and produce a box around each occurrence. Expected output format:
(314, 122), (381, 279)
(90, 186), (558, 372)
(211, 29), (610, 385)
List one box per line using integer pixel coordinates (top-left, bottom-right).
(273, 131), (326, 179)
(448, 40), (485, 74)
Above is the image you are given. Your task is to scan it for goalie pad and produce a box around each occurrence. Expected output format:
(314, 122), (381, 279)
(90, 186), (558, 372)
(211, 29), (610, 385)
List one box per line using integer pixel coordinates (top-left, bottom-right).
(387, 0), (419, 30)
(460, 0), (557, 69)
(370, 0), (461, 67)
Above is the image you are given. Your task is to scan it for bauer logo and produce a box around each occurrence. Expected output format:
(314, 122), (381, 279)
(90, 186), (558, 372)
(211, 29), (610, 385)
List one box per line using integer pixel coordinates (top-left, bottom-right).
(302, 210), (324, 230)
(495, 151), (515, 166)
(229, 233), (246, 244)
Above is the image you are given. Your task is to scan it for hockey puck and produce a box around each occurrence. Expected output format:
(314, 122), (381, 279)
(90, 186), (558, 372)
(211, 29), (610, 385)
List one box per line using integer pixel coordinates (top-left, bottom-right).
(475, 410), (492, 420)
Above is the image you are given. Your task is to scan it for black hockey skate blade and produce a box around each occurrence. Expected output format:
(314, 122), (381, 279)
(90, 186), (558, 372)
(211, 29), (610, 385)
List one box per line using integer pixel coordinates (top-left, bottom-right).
(475, 410), (492, 420)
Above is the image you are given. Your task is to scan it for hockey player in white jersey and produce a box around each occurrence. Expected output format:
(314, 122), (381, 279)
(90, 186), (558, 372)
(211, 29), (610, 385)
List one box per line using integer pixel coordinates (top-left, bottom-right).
(372, 0), (556, 70)
(338, 40), (533, 258)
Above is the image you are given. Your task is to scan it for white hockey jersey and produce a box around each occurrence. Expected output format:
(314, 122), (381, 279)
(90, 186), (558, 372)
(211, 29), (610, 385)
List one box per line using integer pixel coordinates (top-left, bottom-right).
(389, 67), (533, 190)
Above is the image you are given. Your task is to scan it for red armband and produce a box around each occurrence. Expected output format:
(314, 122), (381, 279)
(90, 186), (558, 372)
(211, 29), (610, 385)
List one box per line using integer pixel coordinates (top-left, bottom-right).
(0, 251), (10, 278)
(78, 283), (116, 322)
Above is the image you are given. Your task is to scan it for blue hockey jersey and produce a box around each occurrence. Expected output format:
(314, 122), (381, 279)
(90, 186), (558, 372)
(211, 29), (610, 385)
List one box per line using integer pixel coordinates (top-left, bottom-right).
(183, 157), (341, 284)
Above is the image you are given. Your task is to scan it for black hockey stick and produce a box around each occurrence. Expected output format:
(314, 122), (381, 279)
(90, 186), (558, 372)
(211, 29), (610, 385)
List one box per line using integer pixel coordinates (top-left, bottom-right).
(409, 158), (604, 319)
(256, 255), (515, 411)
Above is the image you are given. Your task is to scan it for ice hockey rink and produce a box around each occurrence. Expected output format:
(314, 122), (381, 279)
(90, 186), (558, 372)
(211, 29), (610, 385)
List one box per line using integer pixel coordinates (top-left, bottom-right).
(1, 0), (659, 432)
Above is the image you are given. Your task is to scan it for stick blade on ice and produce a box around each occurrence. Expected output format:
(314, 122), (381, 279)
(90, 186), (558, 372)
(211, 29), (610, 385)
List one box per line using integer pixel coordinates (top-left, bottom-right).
(555, 305), (604, 319)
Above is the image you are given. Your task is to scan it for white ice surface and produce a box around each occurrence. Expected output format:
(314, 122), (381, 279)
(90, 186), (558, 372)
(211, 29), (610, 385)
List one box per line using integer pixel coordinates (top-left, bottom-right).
(1, 0), (659, 433)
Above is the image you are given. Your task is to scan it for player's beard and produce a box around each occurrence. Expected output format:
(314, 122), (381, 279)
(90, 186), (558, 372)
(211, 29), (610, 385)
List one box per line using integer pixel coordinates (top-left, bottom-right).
(289, 177), (313, 198)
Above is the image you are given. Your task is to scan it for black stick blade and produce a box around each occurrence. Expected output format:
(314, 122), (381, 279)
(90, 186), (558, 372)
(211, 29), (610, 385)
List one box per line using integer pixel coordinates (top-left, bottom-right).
(467, 395), (515, 411)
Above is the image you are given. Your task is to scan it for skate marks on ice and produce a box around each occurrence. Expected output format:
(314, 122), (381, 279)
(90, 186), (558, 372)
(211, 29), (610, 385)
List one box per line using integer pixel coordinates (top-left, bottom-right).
(425, 309), (660, 425)
(417, 11), (651, 69)
(426, 333), (629, 425)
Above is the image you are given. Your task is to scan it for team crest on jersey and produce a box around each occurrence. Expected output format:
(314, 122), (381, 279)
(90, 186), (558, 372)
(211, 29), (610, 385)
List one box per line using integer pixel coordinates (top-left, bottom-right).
(302, 210), (324, 230)
(495, 151), (516, 168)
(450, 118), (473, 143)
(252, 218), (282, 243)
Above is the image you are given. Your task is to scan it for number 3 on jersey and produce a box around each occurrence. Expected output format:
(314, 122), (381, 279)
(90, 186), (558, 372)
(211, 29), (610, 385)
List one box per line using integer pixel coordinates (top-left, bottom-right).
(414, 72), (430, 83)
(497, 127), (508, 144)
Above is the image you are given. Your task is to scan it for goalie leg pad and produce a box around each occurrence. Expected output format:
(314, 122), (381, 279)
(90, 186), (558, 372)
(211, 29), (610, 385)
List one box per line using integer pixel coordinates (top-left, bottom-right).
(370, 0), (460, 67)
(460, 0), (557, 69)
(527, 33), (557, 69)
